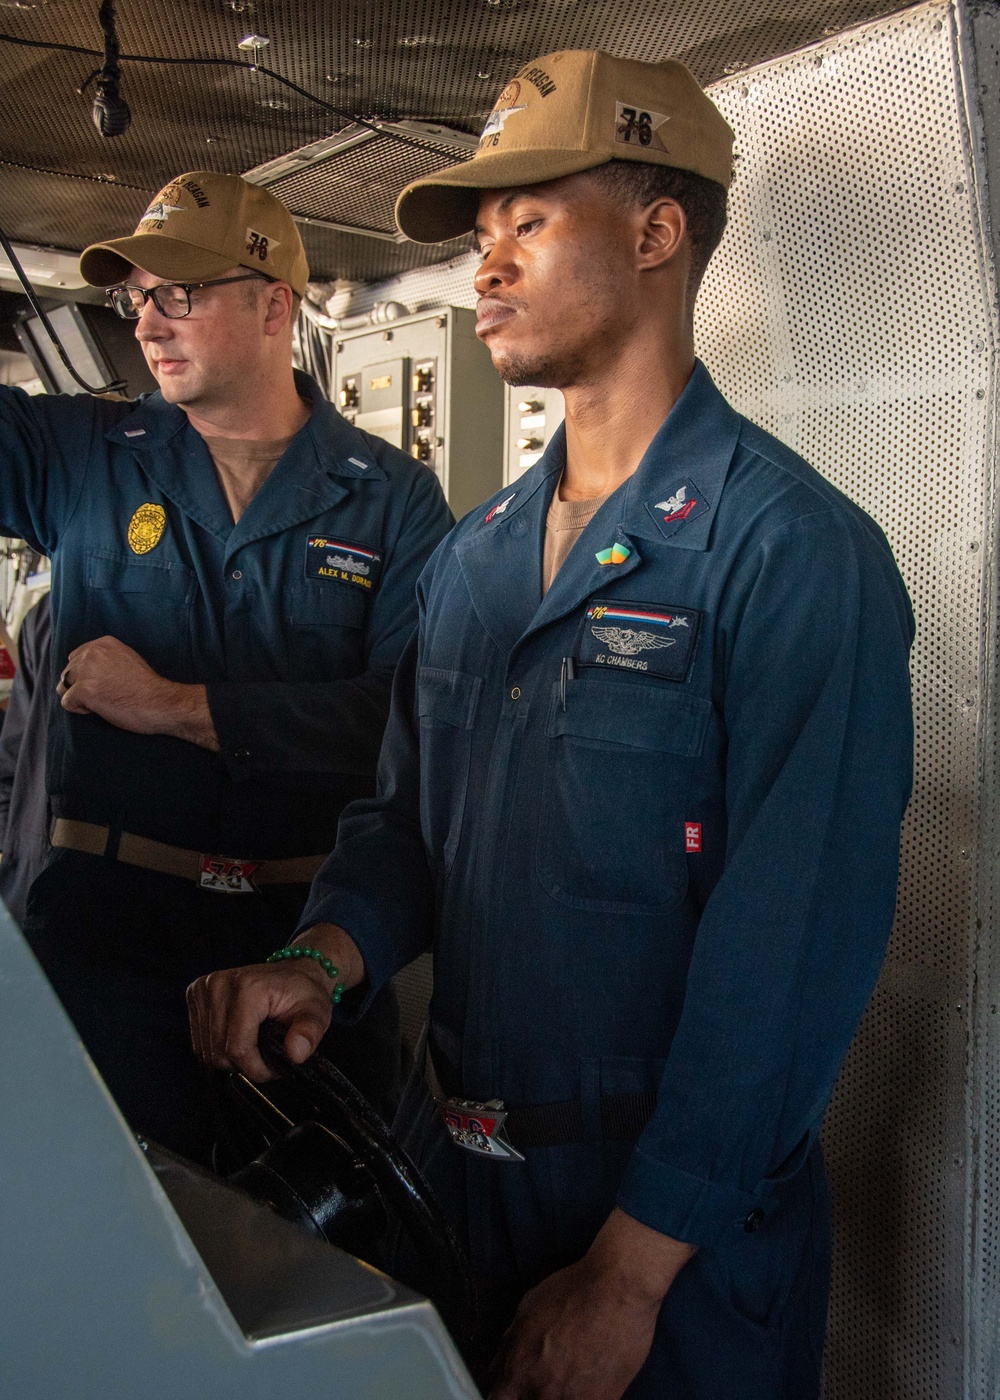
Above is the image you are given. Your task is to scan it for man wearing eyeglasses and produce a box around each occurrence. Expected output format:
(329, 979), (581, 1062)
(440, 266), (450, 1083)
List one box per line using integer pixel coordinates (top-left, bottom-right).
(0, 170), (453, 1163)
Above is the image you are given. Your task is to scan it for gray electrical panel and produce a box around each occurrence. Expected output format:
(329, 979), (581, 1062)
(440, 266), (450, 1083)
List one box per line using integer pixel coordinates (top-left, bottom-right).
(333, 307), (504, 520)
(503, 384), (565, 486)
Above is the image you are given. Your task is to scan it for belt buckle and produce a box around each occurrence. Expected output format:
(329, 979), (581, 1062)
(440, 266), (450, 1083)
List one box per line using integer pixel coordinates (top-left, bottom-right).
(437, 1097), (525, 1162)
(198, 855), (259, 893)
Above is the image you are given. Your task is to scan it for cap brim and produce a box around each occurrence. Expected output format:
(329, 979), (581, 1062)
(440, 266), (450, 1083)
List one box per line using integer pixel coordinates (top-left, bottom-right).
(396, 148), (611, 243)
(79, 235), (239, 289)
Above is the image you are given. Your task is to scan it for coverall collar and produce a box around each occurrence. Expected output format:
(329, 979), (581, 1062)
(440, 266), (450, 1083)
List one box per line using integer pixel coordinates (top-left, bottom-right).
(456, 359), (742, 653)
(104, 371), (384, 551)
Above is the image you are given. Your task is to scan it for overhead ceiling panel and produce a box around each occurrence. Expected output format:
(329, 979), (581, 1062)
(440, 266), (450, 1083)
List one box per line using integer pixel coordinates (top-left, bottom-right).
(263, 131), (475, 239)
(0, 0), (912, 283)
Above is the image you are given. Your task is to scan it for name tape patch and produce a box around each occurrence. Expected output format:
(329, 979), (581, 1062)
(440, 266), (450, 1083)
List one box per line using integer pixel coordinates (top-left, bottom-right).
(305, 536), (383, 591)
(579, 598), (702, 680)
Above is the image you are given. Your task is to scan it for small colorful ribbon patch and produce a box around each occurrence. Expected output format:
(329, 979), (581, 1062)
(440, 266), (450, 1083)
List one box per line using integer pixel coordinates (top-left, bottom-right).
(579, 598), (702, 680)
(305, 536), (383, 591)
(596, 542), (631, 566)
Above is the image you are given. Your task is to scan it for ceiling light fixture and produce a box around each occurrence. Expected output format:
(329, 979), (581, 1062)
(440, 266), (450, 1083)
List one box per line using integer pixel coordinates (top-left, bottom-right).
(0, 242), (89, 291)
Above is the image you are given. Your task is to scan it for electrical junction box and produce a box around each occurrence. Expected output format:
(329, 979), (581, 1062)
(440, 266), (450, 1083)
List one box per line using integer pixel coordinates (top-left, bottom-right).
(333, 307), (504, 521)
(504, 385), (565, 486)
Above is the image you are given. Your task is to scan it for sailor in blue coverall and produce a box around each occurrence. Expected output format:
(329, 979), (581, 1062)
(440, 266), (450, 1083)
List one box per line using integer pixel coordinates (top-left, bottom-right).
(190, 55), (914, 1398)
(1, 172), (453, 1163)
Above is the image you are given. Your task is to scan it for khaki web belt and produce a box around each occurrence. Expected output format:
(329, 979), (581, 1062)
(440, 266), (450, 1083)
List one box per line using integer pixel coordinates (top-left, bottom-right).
(51, 818), (326, 890)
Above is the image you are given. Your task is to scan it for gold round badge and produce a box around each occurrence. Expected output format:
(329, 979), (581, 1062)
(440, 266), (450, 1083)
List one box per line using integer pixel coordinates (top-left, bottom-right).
(127, 502), (166, 555)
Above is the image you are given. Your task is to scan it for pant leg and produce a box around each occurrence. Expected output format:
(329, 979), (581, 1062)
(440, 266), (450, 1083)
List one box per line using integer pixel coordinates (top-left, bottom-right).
(23, 850), (401, 1165)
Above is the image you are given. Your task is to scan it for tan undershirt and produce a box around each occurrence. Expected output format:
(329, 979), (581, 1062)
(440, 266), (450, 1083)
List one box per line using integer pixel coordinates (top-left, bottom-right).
(542, 483), (615, 594)
(202, 435), (294, 523)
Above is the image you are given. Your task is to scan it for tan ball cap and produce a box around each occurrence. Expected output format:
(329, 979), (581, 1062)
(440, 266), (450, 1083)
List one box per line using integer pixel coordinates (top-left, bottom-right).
(80, 171), (309, 296)
(396, 50), (735, 244)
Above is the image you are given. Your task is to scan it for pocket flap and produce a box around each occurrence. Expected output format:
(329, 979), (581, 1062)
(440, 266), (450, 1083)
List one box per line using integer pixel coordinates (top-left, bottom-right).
(289, 583), (366, 629)
(550, 679), (711, 756)
(417, 666), (482, 729)
(86, 550), (194, 599)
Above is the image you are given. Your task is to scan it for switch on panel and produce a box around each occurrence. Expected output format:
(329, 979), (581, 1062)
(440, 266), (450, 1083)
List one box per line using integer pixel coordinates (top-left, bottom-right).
(332, 308), (504, 519)
(504, 385), (565, 485)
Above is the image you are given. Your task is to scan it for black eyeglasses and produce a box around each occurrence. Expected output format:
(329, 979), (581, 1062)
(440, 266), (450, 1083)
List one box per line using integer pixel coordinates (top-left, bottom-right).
(106, 273), (268, 320)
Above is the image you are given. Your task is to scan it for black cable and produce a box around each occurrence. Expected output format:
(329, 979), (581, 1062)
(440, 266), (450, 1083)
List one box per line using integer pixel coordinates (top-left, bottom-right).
(0, 155), (153, 192)
(0, 221), (127, 395)
(0, 30), (472, 155)
(91, 0), (131, 137)
(0, 26), (470, 396)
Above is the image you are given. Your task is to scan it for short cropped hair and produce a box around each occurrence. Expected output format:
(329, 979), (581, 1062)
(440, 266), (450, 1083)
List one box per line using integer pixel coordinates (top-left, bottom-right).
(242, 272), (301, 322)
(588, 160), (728, 288)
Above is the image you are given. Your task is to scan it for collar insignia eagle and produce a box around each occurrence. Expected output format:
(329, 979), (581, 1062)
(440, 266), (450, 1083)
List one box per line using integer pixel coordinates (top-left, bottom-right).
(656, 485), (696, 520)
(645, 478), (710, 539)
(484, 492), (516, 523)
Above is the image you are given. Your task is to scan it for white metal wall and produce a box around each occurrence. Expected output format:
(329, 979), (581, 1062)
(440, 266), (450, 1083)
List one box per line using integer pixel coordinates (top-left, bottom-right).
(701, 8), (996, 1395)
(337, 6), (1000, 1393)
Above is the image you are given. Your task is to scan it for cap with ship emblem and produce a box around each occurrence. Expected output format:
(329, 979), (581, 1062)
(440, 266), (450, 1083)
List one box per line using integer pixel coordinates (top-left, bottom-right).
(79, 170), (309, 295)
(395, 50), (734, 244)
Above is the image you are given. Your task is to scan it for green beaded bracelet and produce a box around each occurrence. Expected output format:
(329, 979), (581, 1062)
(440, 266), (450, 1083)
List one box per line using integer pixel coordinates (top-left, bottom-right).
(267, 945), (343, 1004)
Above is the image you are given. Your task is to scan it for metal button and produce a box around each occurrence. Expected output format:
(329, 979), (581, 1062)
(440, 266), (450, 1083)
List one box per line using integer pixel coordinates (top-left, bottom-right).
(510, 686), (521, 700)
(233, 747), (251, 762)
(743, 1208), (765, 1233)
(231, 569), (243, 580)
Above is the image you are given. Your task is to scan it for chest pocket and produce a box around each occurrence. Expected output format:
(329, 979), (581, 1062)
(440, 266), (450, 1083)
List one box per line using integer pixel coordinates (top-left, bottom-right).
(286, 582), (367, 679)
(84, 551), (195, 680)
(417, 666), (482, 876)
(537, 678), (712, 914)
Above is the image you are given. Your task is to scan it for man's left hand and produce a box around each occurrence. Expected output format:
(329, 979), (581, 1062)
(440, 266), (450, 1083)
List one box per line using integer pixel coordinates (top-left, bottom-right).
(489, 1208), (695, 1400)
(58, 636), (219, 750)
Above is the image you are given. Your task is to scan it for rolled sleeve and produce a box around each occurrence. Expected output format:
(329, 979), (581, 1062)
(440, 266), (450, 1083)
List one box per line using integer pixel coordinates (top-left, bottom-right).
(617, 1149), (767, 1247)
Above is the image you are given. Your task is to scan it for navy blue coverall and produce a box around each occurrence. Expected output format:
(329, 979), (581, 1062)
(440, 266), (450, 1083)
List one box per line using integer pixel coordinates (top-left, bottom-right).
(300, 362), (915, 1397)
(0, 371), (453, 1159)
